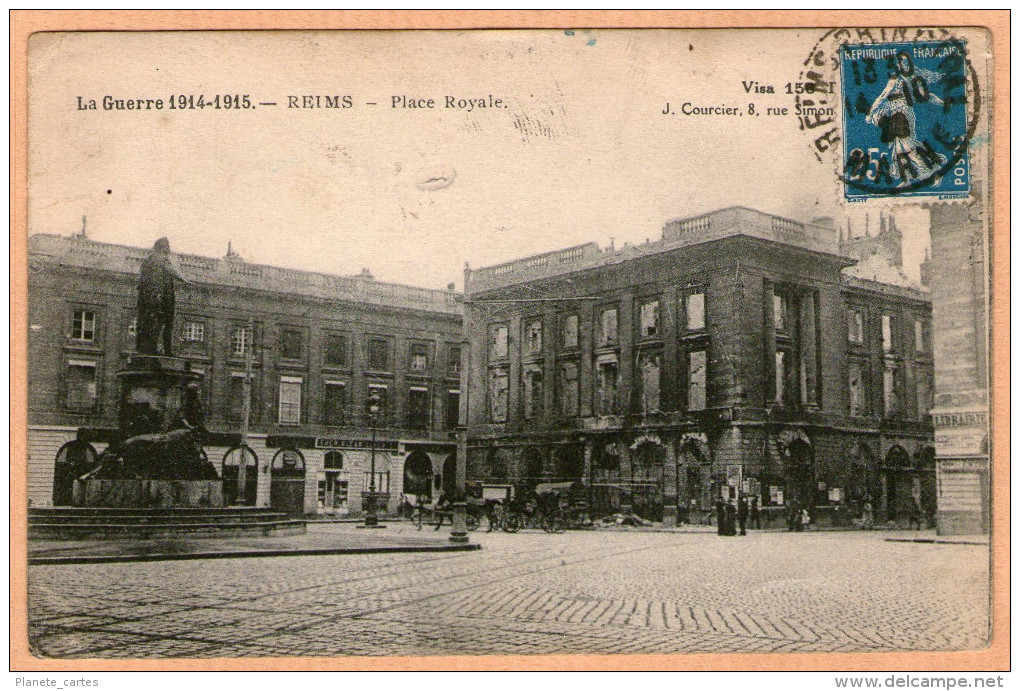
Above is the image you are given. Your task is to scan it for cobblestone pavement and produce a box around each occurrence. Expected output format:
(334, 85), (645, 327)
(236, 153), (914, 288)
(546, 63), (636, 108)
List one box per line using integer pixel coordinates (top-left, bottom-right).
(27, 526), (991, 659)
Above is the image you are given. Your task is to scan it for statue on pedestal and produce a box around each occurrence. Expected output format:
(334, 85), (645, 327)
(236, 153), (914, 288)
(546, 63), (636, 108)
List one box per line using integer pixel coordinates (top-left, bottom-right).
(136, 237), (189, 356)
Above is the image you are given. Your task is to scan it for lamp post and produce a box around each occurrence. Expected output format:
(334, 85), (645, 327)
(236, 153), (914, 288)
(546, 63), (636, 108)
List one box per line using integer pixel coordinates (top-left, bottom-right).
(363, 392), (382, 528)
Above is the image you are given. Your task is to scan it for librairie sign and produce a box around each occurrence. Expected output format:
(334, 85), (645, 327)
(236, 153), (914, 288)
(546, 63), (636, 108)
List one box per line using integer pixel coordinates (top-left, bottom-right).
(315, 437), (400, 452)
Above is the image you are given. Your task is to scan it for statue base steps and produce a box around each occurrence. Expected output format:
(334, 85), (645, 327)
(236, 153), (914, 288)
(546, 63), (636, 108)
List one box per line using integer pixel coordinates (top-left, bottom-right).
(72, 478), (223, 508)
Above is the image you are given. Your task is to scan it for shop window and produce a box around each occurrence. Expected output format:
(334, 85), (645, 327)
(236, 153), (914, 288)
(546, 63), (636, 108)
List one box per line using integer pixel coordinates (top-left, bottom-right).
(688, 350), (707, 410)
(278, 376), (302, 425)
(848, 361), (866, 416)
(445, 390), (460, 430)
(71, 309), (96, 341)
(407, 387), (430, 429)
(363, 470), (390, 494)
(596, 357), (618, 415)
(561, 314), (579, 349)
(182, 320), (204, 343)
(409, 342), (429, 372)
(639, 351), (661, 413)
(324, 381), (347, 425)
(599, 308), (618, 347)
(881, 314), (894, 353)
(447, 345), (461, 375)
(368, 338), (390, 371)
(848, 310), (865, 344)
(324, 333), (349, 367)
(686, 292), (705, 331)
(232, 323), (253, 357)
(526, 320), (543, 355)
(318, 470), (349, 514)
(65, 360), (97, 411)
(488, 369), (509, 422)
(281, 329), (303, 360)
(640, 301), (659, 338)
(559, 361), (579, 416)
(523, 367), (544, 419)
(883, 366), (898, 417)
(489, 325), (509, 360)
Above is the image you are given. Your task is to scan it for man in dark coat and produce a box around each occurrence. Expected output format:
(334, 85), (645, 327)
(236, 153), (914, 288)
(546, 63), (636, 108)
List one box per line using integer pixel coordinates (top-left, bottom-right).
(715, 499), (726, 536)
(737, 496), (749, 535)
(136, 237), (189, 356)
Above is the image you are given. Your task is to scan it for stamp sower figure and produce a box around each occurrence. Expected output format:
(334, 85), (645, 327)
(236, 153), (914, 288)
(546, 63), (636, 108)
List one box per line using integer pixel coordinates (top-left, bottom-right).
(136, 237), (189, 356)
(737, 496), (749, 536)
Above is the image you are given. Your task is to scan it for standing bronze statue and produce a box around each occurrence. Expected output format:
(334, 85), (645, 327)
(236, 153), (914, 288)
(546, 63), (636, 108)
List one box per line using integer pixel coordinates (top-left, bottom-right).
(136, 237), (189, 356)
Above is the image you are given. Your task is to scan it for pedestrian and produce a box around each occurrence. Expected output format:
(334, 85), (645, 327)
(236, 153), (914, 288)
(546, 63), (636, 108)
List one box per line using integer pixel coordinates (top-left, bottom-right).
(862, 500), (874, 530)
(787, 499), (799, 532)
(909, 496), (923, 530)
(750, 496), (761, 530)
(799, 507), (810, 532)
(725, 500), (738, 536)
(737, 496), (749, 535)
(715, 499), (726, 536)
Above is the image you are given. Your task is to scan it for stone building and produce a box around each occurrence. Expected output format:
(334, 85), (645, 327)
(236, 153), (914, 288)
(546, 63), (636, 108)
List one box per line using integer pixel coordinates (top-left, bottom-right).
(462, 206), (935, 527)
(927, 199), (990, 534)
(28, 232), (462, 515)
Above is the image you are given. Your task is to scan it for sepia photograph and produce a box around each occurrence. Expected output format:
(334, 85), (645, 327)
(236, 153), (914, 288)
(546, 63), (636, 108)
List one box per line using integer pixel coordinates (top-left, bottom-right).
(12, 13), (1007, 672)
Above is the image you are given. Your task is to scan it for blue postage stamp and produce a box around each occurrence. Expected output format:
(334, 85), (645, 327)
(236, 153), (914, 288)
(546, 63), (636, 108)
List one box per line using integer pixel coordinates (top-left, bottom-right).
(840, 40), (972, 200)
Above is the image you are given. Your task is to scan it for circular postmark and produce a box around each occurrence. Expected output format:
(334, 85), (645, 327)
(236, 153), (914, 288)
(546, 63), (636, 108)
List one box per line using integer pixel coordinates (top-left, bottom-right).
(796, 27), (981, 200)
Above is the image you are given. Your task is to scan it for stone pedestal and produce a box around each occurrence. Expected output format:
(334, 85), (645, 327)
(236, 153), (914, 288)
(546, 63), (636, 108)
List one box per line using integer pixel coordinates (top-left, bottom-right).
(117, 355), (202, 439)
(73, 479), (223, 508)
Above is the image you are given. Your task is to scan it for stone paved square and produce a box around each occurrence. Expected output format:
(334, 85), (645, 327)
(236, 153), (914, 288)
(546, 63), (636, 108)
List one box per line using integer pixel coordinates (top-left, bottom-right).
(26, 525), (991, 659)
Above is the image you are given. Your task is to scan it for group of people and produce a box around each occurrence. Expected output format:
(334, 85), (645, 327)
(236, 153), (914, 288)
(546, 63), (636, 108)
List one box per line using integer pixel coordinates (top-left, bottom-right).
(715, 496), (759, 536)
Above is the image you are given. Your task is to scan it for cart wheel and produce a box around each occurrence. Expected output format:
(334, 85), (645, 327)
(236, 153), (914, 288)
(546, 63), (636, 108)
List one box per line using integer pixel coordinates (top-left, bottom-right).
(503, 513), (524, 533)
(466, 514), (480, 532)
(542, 514), (566, 534)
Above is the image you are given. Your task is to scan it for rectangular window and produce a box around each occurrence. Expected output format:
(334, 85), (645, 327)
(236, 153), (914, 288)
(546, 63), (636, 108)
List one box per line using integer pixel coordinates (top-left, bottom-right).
(182, 321), (205, 343)
(228, 372), (257, 422)
(65, 360), (97, 411)
(916, 368), (932, 420)
(324, 381), (347, 425)
(445, 390), (460, 430)
(775, 350), (787, 404)
(686, 292), (705, 331)
(447, 346), (461, 375)
(488, 369), (509, 422)
(882, 315), (894, 353)
(848, 361), (865, 416)
(914, 320), (927, 354)
(407, 387), (430, 429)
(523, 367), (544, 419)
(526, 320), (543, 355)
(883, 366), (898, 417)
(688, 350), (707, 411)
(363, 470), (390, 494)
(232, 324), (253, 357)
(324, 333), (349, 367)
(639, 351), (661, 413)
(490, 325), (509, 360)
(562, 314), (579, 349)
(559, 361), (579, 416)
(848, 310), (864, 344)
(72, 309), (96, 341)
(281, 329), (303, 360)
(409, 342), (429, 372)
(599, 308), (618, 346)
(596, 358), (618, 415)
(773, 294), (787, 332)
(368, 338), (390, 371)
(640, 301), (660, 338)
(279, 376), (302, 425)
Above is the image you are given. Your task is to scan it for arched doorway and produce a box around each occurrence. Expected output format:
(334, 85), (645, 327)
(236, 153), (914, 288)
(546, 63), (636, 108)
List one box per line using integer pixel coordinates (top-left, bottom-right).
(485, 448), (511, 485)
(846, 441), (880, 507)
(630, 440), (665, 521)
(222, 445), (258, 505)
(783, 439), (814, 508)
(403, 450), (434, 499)
(320, 450), (348, 514)
(270, 447), (306, 514)
(883, 445), (912, 520)
(52, 440), (98, 506)
(677, 437), (710, 523)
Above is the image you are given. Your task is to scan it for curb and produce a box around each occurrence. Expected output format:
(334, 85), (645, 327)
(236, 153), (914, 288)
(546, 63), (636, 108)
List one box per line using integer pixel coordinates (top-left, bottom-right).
(884, 537), (988, 546)
(28, 542), (482, 566)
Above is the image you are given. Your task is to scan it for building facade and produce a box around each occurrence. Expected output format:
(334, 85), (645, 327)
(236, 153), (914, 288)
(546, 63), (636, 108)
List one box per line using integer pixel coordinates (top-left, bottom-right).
(28, 232), (463, 515)
(462, 207), (935, 527)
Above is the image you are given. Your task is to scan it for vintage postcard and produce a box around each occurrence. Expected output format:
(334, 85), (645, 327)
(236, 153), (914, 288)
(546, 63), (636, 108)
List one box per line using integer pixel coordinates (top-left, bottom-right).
(13, 13), (1007, 672)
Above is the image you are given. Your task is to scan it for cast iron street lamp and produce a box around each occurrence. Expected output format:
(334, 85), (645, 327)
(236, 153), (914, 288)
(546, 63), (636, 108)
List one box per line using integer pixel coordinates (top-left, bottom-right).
(363, 392), (382, 527)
